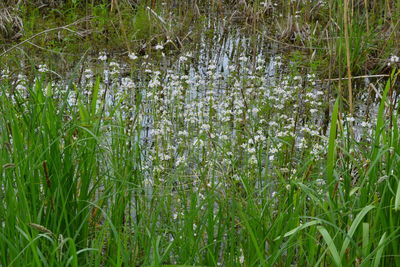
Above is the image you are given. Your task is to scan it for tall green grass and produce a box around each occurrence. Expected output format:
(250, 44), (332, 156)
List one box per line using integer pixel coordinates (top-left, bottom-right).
(0, 1), (400, 265)
(1, 68), (399, 265)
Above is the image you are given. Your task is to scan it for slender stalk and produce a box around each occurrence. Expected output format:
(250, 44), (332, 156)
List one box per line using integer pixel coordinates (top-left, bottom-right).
(364, 0), (370, 35)
(343, 0), (353, 115)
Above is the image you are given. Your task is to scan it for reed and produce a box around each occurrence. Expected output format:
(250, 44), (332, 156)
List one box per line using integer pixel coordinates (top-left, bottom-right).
(1, 1), (400, 266)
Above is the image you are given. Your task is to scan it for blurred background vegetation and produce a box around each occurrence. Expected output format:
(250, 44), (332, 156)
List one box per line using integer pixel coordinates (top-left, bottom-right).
(0, 0), (399, 99)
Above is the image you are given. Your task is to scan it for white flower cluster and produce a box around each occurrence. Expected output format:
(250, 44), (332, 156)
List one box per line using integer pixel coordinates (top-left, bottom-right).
(4, 43), (386, 209)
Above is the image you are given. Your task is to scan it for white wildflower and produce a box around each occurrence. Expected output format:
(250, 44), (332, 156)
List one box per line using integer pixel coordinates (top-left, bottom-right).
(248, 147), (256, 153)
(128, 53), (138, 60)
(98, 52), (107, 61)
(389, 55), (399, 65)
(249, 155), (257, 164)
(38, 64), (48, 73)
(154, 44), (164, 50)
(201, 124), (210, 131)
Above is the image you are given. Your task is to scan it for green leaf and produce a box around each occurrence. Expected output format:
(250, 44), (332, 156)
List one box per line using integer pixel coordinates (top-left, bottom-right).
(372, 69), (397, 161)
(318, 226), (342, 267)
(340, 205), (374, 258)
(362, 223), (369, 257)
(327, 98), (339, 195)
(91, 76), (100, 116)
(373, 232), (387, 267)
(78, 99), (89, 124)
(239, 208), (267, 266)
(395, 182), (400, 211)
(274, 220), (321, 241)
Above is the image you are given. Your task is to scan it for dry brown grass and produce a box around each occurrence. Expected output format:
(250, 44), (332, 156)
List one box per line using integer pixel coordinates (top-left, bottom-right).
(0, 6), (23, 40)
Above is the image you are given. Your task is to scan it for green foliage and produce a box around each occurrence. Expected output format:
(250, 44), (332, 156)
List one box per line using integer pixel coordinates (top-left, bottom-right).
(1, 71), (399, 266)
(0, 1), (400, 266)
(132, 4), (153, 40)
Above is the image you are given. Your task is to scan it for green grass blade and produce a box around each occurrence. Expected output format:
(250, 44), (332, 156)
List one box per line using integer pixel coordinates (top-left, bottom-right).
(91, 76), (100, 116)
(372, 69), (397, 160)
(362, 223), (369, 257)
(340, 205), (374, 258)
(318, 226), (342, 267)
(373, 233), (387, 267)
(274, 220), (321, 241)
(327, 98), (339, 196)
(239, 208), (266, 266)
(394, 182), (400, 211)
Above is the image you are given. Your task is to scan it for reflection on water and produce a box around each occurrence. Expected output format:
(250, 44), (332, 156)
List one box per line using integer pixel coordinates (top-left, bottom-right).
(0, 27), (389, 194)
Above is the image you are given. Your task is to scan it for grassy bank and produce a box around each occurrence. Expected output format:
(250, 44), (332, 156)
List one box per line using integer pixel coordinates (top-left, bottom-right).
(1, 1), (399, 78)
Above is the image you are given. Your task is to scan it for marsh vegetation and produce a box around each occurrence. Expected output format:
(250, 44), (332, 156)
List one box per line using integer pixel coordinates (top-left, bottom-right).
(1, 0), (400, 266)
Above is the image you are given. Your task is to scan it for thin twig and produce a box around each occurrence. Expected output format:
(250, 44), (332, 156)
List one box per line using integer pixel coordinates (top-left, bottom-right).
(146, 6), (182, 48)
(0, 17), (92, 58)
(319, 74), (390, 82)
